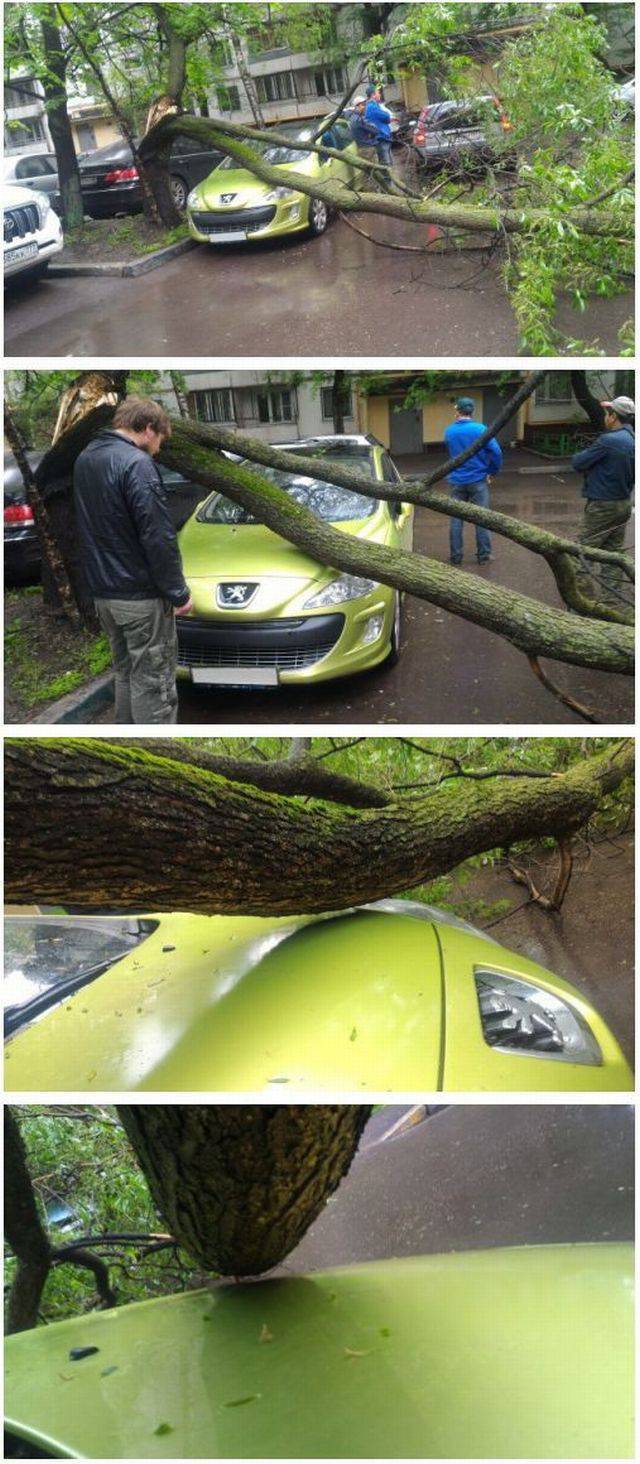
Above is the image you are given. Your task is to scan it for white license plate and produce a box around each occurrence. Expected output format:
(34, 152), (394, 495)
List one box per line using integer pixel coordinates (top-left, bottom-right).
(191, 666), (278, 687)
(7, 242), (38, 263)
(83, 176), (100, 185)
(209, 229), (248, 243)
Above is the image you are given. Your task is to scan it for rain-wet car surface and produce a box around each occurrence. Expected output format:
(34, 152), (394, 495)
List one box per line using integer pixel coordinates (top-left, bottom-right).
(4, 901), (632, 1092)
(4, 1105), (634, 1459)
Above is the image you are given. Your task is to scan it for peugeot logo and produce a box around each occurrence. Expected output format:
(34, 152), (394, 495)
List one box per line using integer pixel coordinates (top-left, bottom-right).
(5, 214), (16, 239)
(216, 582), (259, 609)
(220, 193), (237, 205)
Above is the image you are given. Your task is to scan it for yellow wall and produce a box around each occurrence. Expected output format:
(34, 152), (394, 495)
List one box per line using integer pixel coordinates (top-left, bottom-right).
(362, 395), (391, 447)
(398, 69), (428, 109)
(72, 116), (122, 154)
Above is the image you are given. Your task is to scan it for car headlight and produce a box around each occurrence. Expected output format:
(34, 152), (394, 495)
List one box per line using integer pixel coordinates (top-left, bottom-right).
(186, 188), (201, 209)
(304, 574), (378, 609)
(474, 969), (602, 1065)
(31, 190), (50, 224)
(264, 186), (298, 201)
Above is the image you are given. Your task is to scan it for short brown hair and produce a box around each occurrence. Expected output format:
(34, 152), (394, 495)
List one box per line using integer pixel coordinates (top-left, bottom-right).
(113, 396), (171, 437)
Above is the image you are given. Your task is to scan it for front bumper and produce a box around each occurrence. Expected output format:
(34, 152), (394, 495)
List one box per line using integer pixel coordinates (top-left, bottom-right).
(176, 592), (394, 686)
(4, 217), (63, 277)
(188, 194), (309, 244)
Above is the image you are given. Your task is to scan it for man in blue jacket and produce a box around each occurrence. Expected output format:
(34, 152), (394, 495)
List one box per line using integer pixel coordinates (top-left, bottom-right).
(444, 397), (503, 565)
(571, 395), (635, 604)
(364, 84), (393, 169)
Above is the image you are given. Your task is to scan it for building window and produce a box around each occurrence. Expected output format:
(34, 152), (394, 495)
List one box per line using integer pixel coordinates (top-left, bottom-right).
(255, 387), (295, 424)
(255, 71), (297, 104)
(216, 83), (241, 113)
(321, 384), (352, 421)
(5, 79), (41, 107)
(534, 375), (573, 405)
(314, 66), (347, 97)
(4, 116), (46, 148)
(191, 388), (235, 424)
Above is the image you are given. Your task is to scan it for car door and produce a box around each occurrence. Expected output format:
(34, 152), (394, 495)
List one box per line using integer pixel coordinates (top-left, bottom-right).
(171, 134), (222, 189)
(13, 154), (60, 207)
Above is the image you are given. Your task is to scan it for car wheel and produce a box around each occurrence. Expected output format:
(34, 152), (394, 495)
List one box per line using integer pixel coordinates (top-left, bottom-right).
(170, 174), (188, 211)
(308, 198), (329, 235)
(387, 591), (402, 666)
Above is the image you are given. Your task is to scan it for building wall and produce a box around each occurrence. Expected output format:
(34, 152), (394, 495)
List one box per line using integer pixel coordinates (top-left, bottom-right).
(70, 116), (123, 153)
(158, 372), (355, 445)
(4, 77), (54, 154)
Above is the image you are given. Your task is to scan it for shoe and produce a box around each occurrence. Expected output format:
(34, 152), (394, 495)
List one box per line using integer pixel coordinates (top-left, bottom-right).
(477, 555), (493, 564)
(450, 558), (463, 566)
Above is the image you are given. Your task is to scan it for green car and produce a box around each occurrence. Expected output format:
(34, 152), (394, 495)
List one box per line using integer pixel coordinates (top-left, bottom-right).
(186, 118), (358, 244)
(4, 1245), (633, 1457)
(4, 901), (632, 1092)
(175, 435), (414, 690)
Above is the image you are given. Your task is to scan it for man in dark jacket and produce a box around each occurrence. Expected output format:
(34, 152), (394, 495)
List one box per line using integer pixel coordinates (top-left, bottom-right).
(74, 396), (192, 723)
(571, 395), (635, 604)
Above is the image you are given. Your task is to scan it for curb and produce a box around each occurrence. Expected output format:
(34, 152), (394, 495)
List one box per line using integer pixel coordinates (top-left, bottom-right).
(49, 236), (197, 278)
(30, 670), (115, 724)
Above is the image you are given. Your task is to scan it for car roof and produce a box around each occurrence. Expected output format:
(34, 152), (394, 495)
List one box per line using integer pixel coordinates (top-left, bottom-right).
(279, 435), (377, 449)
(77, 138), (133, 165)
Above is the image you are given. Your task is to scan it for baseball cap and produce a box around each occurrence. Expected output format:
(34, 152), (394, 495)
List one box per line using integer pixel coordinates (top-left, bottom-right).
(602, 395), (635, 418)
(365, 83), (377, 96)
(353, 95), (367, 105)
(456, 396), (475, 414)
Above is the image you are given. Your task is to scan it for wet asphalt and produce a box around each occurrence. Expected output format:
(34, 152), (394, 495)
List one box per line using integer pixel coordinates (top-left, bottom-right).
(280, 1104), (634, 1273)
(171, 460), (634, 727)
(4, 215), (633, 358)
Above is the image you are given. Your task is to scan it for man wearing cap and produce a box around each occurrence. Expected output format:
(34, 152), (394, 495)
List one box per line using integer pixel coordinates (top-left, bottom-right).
(364, 83), (394, 170)
(571, 395), (635, 604)
(348, 96), (380, 174)
(444, 397), (503, 565)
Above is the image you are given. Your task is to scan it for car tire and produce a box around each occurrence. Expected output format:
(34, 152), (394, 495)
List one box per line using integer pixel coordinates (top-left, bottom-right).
(170, 174), (188, 212)
(386, 591), (402, 666)
(307, 198), (329, 235)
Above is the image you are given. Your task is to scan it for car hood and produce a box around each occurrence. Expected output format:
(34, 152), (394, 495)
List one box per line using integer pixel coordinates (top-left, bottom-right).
(178, 508), (387, 591)
(195, 157), (313, 207)
(4, 908), (445, 1092)
(4, 1245), (633, 1459)
(4, 184), (40, 208)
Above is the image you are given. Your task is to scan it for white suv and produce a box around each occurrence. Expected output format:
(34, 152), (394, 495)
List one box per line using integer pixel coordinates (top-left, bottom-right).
(4, 182), (63, 281)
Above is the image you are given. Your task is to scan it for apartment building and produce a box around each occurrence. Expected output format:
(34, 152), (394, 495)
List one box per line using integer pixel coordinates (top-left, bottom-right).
(161, 372), (358, 444)
(4, 76), (54, 155)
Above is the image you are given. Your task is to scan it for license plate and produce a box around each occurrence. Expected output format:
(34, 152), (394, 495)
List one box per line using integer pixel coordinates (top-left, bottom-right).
(208, 229), (248, 243)
(190, 666), (278, 687)
(6, 242), (38, 263)
(82, 176), (100, 185)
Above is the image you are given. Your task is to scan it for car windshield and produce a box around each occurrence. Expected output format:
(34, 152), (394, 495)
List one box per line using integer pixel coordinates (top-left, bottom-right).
(4, 916), (157, 1036)
(198, 455), (377, 525)
(218, 126), (314, 169)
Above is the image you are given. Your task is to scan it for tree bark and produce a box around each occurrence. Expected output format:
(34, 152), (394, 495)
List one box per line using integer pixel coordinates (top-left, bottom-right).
(332, 369), (350, 435)
(4, 738), (633, 916)
(117, 1106), (371, 1275)
(570, 370), (605, 431)
(40, 15), (84, 230)
(222, 14), (265, 126)
(5, 1108), (52, 1333)
(117, 738), (391, 807)
(3, 399), (81, 626)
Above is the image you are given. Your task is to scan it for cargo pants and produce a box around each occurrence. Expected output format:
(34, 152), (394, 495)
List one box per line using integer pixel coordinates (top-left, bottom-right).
(96, 596), (179, 724)
(577, 499), (632, 605)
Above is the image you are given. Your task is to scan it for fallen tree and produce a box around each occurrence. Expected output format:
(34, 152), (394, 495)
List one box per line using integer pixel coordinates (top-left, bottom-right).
(4, 737), (633, 916)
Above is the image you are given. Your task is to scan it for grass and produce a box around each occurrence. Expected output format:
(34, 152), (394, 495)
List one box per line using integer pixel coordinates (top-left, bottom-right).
(5, 587), (111, 718)
(61, 215), (189, 263)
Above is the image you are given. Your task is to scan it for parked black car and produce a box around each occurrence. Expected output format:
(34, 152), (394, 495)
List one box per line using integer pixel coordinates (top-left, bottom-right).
(411, 96), (514, 171)
(78, 133), (225, 218)
(4, 451), (206, 584)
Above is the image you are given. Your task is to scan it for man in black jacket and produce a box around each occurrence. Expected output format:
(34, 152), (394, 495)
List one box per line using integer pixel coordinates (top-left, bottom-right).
(74, 396), (193, 723)
(571, 394), (635, 606)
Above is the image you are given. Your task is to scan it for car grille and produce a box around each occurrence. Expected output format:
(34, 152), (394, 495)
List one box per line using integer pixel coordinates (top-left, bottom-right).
(191, 205), (277, 234)
(177, 614), (344, 671)
(4, 204), (40, 243)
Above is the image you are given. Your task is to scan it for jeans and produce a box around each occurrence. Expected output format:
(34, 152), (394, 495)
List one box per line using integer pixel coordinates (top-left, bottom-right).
(96, 596), (179, 724)
(577, 498), (632, 604)
(376, 139), (393, 168)
(449, 480), (492, 562)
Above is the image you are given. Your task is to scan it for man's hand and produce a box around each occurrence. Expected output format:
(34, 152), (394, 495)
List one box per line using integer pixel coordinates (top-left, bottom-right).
(175, 596), (194, 616)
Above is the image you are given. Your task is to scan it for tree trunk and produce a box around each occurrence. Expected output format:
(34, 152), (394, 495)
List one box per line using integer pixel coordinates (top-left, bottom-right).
(332, 369), (350, 435)
(138, 114), (632, 243)
(4, 738), (633, 916)
(223, 17), (265, 126)
(40, 16), (84, 230)
(3, 400), (81, 626)
(5, 1108), (52, 1333)
(117, 1106), (370, 1275)
(161, 422), (633, 673)
(570, 371), (605, 431)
